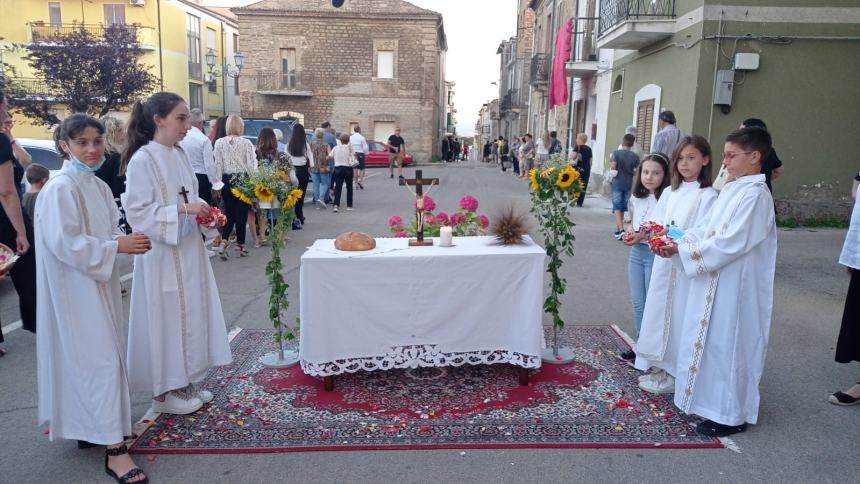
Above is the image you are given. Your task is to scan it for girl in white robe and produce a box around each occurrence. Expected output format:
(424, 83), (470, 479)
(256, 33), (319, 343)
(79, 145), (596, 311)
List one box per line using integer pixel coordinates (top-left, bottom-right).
(653, 127), (778, 437)
(634, 137), (718, 394)
(123, 92), (233, 416)
(37, 114), (152, 483)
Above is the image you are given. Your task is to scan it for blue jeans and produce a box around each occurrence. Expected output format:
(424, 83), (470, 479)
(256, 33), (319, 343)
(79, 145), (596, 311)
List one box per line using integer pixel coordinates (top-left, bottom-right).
(612, 186), (631, 212)
(311, 171), (330, 203)
(628, 243), (655, 336)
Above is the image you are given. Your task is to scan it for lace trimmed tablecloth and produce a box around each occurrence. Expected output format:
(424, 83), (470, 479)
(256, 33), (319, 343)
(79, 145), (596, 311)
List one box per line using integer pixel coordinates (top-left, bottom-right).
(299, 236), (547, 376)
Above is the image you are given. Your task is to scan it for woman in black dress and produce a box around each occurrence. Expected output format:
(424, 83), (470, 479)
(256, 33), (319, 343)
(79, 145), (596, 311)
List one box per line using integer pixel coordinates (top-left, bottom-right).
(0, 90), (37, 354)
(830, 170), (860, 406)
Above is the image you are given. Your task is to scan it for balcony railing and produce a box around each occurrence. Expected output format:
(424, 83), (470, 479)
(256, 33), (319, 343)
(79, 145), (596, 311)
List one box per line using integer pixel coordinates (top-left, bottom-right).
(28, 22), (156, 46)
(572, 17), (600, 63)
(500, 89), (525, 113)
(529, 53), (549, 86)
(598, 0), (675, 37)
(2, 77), (64, 101)
(247, 72), (312, 96)
(188, 62), (203, 81)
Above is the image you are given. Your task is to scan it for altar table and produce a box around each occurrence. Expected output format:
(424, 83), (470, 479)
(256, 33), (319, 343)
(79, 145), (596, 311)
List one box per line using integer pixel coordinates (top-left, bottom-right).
(299, 236), (546, 388)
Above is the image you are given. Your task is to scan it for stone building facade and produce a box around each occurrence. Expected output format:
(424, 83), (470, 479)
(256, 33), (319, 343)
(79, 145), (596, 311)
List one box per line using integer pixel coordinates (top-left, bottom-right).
(233, 0), (447, 161)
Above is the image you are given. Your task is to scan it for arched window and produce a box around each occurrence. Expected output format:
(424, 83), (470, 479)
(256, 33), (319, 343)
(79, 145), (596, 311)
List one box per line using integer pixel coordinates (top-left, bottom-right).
(612, 74), (623, 93)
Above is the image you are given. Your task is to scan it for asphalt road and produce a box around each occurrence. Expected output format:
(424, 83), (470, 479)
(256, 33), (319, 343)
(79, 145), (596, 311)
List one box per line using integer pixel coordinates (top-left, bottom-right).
(1, 160), (858, 483)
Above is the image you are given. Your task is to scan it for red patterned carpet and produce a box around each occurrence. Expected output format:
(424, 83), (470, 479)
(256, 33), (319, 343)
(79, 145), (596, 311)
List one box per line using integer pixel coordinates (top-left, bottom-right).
(129, 326), (722, 453)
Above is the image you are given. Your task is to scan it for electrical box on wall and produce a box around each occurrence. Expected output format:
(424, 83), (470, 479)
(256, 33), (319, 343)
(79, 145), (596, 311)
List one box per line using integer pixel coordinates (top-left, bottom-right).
(734, 53), (760, 71)
(714, 69), (734, 112)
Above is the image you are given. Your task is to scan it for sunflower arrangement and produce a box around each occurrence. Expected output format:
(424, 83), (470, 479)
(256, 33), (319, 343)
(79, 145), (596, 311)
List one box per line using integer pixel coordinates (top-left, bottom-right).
(528, 154), (585, 357)
(230, 163), (303, 349)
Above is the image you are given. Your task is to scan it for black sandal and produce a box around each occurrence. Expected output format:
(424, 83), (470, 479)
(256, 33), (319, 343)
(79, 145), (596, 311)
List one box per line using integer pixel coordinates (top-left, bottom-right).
(105, 444), (149, 484)
(695, 419), (747, 437)
(828, 381), (860, 406)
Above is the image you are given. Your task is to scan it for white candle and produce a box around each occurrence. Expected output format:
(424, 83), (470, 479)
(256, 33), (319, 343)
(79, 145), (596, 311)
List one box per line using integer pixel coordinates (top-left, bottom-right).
(440, 226), (453, 246)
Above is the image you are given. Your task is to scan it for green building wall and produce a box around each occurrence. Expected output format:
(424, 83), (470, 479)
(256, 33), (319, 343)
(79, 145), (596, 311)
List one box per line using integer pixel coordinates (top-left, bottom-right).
(601, 1), (860, 220)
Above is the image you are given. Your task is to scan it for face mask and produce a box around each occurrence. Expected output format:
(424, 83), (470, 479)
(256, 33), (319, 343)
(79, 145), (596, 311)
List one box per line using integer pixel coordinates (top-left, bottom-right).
(70, 154), (106, 173)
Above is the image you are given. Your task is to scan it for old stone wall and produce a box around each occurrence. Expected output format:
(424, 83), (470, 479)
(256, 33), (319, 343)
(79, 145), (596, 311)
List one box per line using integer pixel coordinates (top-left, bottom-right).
(236, 13), (444, 161)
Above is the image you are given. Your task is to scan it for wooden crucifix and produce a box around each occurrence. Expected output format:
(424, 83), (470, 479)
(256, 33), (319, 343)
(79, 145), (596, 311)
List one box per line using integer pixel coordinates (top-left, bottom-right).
(399, 170), (439, 247)
(179, 186), (191, 204)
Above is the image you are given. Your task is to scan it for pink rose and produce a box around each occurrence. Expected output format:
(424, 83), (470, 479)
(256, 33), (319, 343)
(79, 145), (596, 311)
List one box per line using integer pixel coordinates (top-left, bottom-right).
(477, 214), (489, 229)
(422, 195), (436, 212)
(459, 195), (478, 212)
(394, 230), (408, 238)
(424, 214), (436, 225)
(435, 211), (449, 225)
(450, 212), (466, 226)
(388, 215), (403, 227)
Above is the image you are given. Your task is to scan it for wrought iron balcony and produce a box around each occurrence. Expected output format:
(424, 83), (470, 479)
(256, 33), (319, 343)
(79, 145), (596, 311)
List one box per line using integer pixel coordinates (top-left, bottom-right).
(2, 77), (64, 101)
(529, 53), (549, 87)
(566, 16), (601, 78)
(27, 22), (157, 48)
(247, 72), (312, 97)
(597, 0), (676, 50)
(500, 89), (525, 114)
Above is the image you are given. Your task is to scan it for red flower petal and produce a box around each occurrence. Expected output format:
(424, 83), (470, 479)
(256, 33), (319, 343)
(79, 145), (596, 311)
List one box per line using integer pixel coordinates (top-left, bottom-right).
(420, 426), (430, 432)
(41, 428), (50, 435)
(147, 456), (157, 462)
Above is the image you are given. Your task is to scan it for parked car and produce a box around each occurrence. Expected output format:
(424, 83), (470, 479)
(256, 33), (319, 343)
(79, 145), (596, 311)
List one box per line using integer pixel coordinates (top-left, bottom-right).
(17, 138), (64, 191)
(242, 118), (295, 146)
(365, 140), (413, 166)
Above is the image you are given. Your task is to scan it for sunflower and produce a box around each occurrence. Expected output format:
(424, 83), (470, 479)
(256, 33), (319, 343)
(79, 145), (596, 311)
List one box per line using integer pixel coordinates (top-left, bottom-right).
(276, 170), (291, 183)
(254, 183), (275, 203)
(231, 187), (253, 205)
(540, 166), (557, 178)
(284, 188), (304, 207)
(556, 165), (579, 189)
(529, 168), (540, 191)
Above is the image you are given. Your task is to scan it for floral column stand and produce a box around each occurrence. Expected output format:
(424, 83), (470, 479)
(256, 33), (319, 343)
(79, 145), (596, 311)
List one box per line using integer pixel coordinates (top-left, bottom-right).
(528, 156), (584, 364)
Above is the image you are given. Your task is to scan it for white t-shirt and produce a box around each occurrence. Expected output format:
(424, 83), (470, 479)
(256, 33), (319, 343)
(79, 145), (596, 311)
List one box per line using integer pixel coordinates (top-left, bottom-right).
(630, 193), (658, 242)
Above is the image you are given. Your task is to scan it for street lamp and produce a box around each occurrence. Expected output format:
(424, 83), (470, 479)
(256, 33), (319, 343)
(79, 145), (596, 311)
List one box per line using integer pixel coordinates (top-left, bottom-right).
(205, 48), (244, 79)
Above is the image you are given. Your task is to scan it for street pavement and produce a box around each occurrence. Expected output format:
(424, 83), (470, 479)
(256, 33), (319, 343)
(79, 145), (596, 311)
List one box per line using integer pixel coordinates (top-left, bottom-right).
(1, 160), (858, 483)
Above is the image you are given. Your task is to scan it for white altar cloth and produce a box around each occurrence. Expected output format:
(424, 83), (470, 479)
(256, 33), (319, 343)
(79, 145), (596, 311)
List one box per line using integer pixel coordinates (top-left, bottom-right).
(299, 236), (546, 376)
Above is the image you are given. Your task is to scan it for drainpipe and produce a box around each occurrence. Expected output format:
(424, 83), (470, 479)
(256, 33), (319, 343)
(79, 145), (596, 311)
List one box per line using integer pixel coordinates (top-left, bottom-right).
(543, 0), (558, 133)
(566, 0), (581, 150)
(220, 21), (227, 115)
(157, 0), (164, 90)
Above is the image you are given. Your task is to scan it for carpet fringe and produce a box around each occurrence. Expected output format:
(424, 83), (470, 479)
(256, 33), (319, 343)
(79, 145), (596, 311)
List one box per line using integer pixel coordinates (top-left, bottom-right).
(610, 324), (636, 347)
(720, 436), (742, 453)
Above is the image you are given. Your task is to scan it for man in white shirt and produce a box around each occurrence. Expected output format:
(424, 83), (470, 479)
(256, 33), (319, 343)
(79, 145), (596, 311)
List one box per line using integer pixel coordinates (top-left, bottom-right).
(349, 125), (369, 189)
(179, 109), (223, 205)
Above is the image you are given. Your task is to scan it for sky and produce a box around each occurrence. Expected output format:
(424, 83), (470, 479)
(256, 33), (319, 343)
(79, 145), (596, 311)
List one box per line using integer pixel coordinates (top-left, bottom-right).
(205, 0), (517, 136)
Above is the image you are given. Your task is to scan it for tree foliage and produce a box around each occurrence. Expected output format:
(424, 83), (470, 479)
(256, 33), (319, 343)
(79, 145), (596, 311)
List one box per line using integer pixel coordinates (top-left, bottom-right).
(2, 23), (157, 125)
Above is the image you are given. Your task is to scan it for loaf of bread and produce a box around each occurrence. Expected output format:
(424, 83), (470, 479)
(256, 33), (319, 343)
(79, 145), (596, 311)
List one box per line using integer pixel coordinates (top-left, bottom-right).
(334, 231), (377, 251)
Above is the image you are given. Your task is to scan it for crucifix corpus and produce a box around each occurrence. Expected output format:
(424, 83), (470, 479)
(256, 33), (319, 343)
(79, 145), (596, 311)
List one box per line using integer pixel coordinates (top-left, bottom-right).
(399, 169), (440, 247)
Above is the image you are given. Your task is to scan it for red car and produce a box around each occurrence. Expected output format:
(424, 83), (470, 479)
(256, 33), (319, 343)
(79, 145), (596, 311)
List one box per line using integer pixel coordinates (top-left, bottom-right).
(364, 140), (413, 166)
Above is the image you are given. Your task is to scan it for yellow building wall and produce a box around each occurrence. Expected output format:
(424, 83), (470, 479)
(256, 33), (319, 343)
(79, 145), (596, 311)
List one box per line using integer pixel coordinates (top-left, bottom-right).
(1, 0), (233, 140)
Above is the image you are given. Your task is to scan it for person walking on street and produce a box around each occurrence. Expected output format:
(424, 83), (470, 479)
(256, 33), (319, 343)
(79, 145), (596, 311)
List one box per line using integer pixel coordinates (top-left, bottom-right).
(330, 133), (355, 212)
(573, 133), (592, 207)
(180, 109), (222, 206)
(310, 128), (331, 208)
(349, 125), (369, 189)
(387, 127), (406, 180)
(286, 123), (312, 229)
(608, 133), (641, 239)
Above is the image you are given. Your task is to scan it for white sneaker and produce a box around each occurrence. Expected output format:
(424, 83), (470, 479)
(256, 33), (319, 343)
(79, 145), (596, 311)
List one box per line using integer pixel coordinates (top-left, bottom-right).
(638, 369), (664, 383)
(346, 207), (353, 211)
(152, 390), (203, 415)
(333, 206), (338, 213)
(206, 249), (216, 258)
(638, 374), (675, 394)
(189, 383), (214, 404)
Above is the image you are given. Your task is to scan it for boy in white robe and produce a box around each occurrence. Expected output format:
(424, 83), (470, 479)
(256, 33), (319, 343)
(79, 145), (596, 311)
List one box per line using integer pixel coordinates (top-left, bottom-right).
(37, 114), (152, 483)
(123, 92), (233, 416)
(653, 127), (777, 437)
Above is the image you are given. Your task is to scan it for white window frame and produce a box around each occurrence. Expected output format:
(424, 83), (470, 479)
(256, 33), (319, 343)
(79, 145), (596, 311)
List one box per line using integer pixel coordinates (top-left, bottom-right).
(377, 51), (394, 79)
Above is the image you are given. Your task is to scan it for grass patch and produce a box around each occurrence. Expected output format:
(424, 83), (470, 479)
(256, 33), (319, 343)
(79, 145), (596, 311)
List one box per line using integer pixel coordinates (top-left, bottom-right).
(777, 216), (849, 229)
